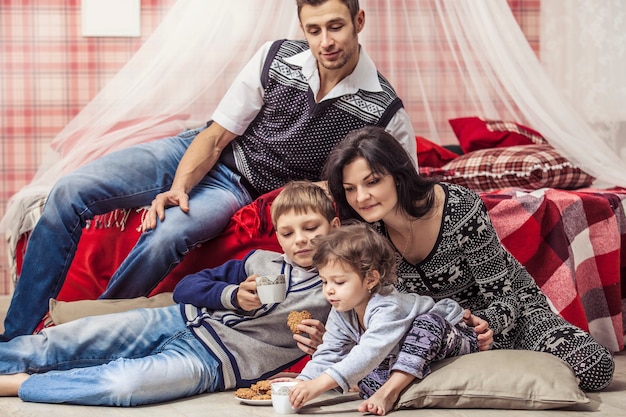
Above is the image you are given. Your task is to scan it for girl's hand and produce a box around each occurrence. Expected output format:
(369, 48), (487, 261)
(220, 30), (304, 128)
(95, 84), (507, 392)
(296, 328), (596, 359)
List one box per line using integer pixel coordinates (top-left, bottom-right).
(463, 309), (494, 351)
(288, 379), (326, 409)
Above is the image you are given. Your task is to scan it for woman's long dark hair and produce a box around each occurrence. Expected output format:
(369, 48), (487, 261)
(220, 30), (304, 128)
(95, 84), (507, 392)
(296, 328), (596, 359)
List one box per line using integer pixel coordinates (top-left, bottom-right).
(322, 126), (438, 221)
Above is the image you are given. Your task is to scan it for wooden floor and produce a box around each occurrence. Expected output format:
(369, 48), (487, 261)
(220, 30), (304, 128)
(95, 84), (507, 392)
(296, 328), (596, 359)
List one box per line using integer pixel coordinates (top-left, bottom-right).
(1, 295), (625, 417)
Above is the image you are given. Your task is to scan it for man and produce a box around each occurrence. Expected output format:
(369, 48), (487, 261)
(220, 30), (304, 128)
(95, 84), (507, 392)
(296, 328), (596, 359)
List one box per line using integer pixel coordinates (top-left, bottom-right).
(1, 0), (416, 340)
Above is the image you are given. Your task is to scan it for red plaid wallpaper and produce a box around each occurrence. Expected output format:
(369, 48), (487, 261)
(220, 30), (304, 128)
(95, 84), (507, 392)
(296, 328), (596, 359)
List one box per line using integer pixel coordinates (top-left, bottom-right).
(0, 0), (540, 294)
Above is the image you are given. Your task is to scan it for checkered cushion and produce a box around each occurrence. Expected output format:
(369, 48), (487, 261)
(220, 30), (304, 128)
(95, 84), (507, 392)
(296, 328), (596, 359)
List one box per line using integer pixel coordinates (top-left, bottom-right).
(439, 144), (595, 192)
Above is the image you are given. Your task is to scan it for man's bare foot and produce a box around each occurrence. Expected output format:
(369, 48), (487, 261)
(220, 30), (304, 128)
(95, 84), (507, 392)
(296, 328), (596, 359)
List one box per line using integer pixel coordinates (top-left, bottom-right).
(0, 373), (29, 396)
(357, 390), (398, 416)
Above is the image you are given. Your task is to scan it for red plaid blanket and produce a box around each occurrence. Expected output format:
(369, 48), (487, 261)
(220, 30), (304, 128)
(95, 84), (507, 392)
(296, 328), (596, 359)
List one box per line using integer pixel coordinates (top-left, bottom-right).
(14, 186), (626, 352)
(481, 187), (626, 352)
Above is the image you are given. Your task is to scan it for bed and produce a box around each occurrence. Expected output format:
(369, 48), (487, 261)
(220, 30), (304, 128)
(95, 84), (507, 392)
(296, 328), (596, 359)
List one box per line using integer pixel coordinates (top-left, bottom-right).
(11, 117), (626, 353)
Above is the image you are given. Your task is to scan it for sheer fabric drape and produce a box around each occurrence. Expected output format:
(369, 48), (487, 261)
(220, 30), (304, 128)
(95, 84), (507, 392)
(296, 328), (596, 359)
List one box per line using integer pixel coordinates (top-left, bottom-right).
(0, 0), (301, 245)
(540, 0), (626, 187)
(2, 0), (625, 282)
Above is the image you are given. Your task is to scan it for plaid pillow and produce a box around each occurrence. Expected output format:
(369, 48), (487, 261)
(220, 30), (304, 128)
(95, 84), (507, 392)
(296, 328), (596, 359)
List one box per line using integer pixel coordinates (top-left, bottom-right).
(418, 166), (456, 178)
(439, 144), (594, 192)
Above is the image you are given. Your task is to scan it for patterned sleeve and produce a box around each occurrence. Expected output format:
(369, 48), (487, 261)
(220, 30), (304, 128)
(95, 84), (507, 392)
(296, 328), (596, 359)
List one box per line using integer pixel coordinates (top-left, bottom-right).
(454, 188), (522, 336)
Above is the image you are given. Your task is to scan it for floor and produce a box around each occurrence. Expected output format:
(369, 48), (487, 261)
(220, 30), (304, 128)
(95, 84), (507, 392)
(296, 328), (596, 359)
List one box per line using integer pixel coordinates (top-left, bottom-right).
(1, 295), (625, 417)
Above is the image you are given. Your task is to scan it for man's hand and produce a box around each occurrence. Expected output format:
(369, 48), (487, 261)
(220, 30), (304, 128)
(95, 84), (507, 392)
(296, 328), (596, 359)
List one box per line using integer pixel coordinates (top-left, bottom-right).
(140, 122), (238, 232)
(236, 274), (263, 311)
(463, 309), (494, 351)
(294, 318), (326, 355)
(141, 189), (190, 232)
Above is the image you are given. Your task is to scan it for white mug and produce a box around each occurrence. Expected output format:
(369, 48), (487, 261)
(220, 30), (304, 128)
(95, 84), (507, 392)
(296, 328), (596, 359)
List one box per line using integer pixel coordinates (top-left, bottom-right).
(271, 381), (299, 414)
(255, 274), (287, 304)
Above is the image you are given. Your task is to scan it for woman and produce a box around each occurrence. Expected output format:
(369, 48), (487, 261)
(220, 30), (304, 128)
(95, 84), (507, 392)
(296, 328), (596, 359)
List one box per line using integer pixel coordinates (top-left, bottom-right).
(321, 125), (614, 391)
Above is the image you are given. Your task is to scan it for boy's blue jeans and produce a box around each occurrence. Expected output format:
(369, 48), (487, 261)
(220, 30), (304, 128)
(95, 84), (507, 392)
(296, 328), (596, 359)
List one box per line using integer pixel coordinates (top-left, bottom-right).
(0, 305), (221, 406)
(2, 128), (253, 340)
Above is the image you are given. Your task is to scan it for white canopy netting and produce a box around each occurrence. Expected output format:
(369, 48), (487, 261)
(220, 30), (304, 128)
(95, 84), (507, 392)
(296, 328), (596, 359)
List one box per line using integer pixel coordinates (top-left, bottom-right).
(2, 0), (624, 282)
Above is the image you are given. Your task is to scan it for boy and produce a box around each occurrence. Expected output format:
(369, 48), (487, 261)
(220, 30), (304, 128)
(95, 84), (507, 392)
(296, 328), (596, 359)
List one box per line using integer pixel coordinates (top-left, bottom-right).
(0, 181), (338, 406)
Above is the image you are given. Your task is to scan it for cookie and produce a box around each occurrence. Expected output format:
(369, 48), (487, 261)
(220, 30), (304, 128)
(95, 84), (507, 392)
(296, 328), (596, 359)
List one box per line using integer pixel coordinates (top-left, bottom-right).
(235, 387), (257, 399)
(287, 310), (312, 334)
(235, 379), (272, 400)
(252, 379), (271, 393)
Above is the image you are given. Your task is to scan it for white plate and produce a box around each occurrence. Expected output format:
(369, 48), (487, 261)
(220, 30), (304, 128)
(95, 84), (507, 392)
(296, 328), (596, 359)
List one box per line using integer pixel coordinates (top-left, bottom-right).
(235, 397), (272, 406)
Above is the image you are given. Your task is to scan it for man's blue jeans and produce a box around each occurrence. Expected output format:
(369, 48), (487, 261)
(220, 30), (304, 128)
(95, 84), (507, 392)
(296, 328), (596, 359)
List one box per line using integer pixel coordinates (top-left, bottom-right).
(0, 305), (221, 406)
(2, 128), (253, 340)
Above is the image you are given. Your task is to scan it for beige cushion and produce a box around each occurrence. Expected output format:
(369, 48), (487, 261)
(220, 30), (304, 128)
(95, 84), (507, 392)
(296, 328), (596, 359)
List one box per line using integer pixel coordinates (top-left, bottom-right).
(396, 350), (589, 410)
(49, 292), (175, 325)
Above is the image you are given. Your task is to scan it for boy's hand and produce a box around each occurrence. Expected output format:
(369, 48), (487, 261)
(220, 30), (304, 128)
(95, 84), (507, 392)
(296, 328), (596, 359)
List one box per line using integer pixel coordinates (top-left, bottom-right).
(463, 309), (494, 351)
(236, 274), (262, 311)
(294, 319), (326, 355)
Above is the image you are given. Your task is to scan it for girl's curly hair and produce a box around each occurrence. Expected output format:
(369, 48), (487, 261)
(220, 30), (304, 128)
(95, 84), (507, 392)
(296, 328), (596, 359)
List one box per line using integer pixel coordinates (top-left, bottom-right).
(312, 221), (397, 294)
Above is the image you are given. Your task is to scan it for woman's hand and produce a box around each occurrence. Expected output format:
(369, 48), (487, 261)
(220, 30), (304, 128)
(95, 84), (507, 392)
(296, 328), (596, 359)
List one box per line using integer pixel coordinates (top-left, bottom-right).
(294, 318), (326, 355)
(235, 274), (262, 311)
(463, 309), (494, 351)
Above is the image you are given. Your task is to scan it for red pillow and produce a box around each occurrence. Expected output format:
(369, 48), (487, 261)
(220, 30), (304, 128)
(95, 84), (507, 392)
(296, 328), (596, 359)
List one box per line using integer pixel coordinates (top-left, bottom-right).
(449, 117), (547, 154)
(24, 187), (312, 372)
(17, 188), (284, 305)
(415, 136), (460, 168)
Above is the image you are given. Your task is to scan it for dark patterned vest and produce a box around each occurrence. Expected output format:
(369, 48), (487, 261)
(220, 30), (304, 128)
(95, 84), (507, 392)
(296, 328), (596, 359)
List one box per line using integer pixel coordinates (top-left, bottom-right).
(223, 39), (403, 196)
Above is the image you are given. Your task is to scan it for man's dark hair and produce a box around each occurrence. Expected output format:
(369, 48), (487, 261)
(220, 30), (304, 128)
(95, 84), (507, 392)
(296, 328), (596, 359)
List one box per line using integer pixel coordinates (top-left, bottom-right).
(296, 0), (360, 21)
